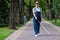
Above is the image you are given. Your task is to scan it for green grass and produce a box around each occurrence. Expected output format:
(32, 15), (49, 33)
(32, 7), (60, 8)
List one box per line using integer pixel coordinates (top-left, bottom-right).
(0, 24), (24, 40)
(0, 27), (15, 40)
(49, 19), (60, 27)
(44, 18), (60, 27)
(0, 21), (28, 40)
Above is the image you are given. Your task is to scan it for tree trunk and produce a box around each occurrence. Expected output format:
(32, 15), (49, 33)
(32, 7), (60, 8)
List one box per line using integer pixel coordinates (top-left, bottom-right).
(15, 0), (20, 25)
(46, 0), (53, 20)
(16, 8), (20, 25)
(9, 0), (17, 29)
(28, 0), (32, 21)
(19, 0), (24, 24)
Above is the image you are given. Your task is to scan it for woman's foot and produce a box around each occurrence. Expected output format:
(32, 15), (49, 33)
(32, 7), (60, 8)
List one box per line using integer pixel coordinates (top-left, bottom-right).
(35, 33), (40, 37)
(35, 34), (38, 37)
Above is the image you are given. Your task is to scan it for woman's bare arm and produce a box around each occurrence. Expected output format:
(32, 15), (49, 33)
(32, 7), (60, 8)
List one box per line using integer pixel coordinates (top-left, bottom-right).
(32, 11), (37, 20)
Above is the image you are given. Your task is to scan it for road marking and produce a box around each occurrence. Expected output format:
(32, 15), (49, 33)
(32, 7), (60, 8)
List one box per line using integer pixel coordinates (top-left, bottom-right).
(41, 24), (50, 35)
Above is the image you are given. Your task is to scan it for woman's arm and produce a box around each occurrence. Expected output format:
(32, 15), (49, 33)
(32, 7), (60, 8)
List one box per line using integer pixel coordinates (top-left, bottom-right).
(32, 11), (37, 20)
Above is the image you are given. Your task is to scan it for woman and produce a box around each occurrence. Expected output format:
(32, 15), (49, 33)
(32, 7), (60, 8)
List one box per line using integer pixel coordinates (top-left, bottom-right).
(32, 1), (42, 37)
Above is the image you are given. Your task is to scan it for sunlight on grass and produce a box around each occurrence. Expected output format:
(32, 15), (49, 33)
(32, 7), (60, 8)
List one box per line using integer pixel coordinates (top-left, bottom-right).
(0, 22), (26, 40)
(50, 19), (60, 27)
(0, 27), (15, 40)
(44, 18), (60, 27)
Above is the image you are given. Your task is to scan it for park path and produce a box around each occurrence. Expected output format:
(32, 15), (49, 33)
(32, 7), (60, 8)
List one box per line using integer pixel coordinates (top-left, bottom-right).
(5, 19), (60, 40)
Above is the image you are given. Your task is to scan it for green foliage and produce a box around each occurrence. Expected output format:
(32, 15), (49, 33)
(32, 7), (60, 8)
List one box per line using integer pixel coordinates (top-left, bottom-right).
(24, 0), (34, 17)
(57, 2), (60, 10)
(0, 0), (10, 27)
(51, 19), (60, 27)
(0, 0), (60, 27)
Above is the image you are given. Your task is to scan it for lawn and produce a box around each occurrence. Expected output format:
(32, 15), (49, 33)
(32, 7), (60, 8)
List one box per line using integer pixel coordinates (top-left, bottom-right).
(0, 24), (23, 40)
(49, 19), (60, 27)
(0, 27), (15, 40)
(44, 18), (60, 27)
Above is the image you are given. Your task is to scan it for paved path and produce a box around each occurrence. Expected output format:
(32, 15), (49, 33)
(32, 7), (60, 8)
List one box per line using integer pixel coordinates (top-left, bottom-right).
(6, 20), (60, 40)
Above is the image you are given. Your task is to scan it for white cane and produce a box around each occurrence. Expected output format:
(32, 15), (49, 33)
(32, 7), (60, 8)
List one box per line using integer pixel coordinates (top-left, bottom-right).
(36, 19), (41, 24)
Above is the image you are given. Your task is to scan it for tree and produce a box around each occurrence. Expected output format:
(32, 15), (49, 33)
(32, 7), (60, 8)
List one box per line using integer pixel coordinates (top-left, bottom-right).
(28, 0), (32, 20)
(15, 0), (20, 25)
(46, 0), (53, 20)
(9, 0), (17, 29)
(19, 0), (24, 24)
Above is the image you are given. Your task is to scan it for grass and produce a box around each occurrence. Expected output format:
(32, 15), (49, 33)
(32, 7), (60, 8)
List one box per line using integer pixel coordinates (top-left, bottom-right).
(0, 27), (15, 40)
(0, 24), (24, 40)
(0, 20), (28, 40)
(44, 18), (60, 27)
(50, 19), (60, 27)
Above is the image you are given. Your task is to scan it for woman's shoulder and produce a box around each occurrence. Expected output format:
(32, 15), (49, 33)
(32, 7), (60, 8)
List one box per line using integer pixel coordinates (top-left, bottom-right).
(33, 7), (36, 11)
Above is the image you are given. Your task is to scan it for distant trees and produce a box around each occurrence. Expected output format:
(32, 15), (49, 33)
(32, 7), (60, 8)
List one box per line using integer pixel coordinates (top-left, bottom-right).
(0, 0), (33, 29)
(0, 0), (60, 29)
(46, 0), (60, 20)
(38, 0), (60, 20)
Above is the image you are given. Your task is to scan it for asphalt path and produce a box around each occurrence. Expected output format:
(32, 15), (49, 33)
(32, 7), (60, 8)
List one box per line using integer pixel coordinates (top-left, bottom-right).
(15, 20), (60, 40)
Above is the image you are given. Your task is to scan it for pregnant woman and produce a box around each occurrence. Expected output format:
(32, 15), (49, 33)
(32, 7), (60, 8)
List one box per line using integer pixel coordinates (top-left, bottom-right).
(32, 1), (42, 37)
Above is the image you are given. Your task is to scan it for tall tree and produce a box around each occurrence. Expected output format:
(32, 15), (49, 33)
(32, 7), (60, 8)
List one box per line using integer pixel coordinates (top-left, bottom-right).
(9, 0), (17, 29)
(46, 0), (53, 19)
(19, 0), (24, 24)
(15, 0), (20, 25)
(28, 0), (32, 20)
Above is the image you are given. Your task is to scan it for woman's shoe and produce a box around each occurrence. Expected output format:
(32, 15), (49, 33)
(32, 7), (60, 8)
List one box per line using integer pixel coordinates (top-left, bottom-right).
(35, 34), (38, 37)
